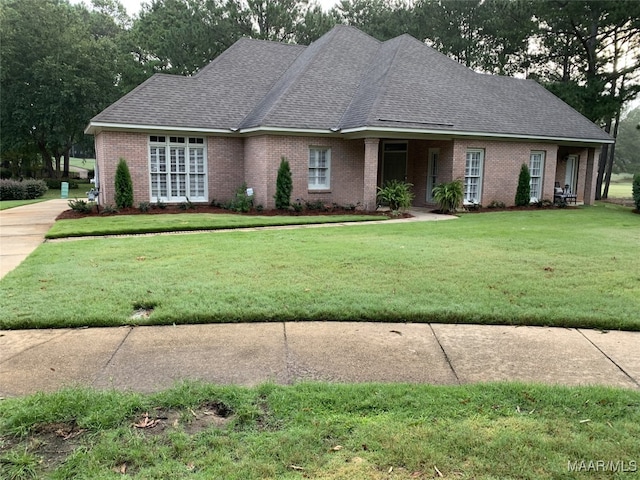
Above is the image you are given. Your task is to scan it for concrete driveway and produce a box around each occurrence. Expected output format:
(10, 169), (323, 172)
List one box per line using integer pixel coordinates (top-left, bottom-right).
(0, 199), (69, 278)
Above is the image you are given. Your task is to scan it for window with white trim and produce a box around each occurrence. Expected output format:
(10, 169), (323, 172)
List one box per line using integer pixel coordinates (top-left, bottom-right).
(529, 151), (545, 202)
(149, 136), (207, 202)
(308, 147), (330, 189)
(464, 149), (484, 203)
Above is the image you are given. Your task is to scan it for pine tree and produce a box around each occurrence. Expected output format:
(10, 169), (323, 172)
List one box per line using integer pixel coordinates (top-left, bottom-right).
(274, 157), (292, 209)
(515, 163), (531, 206)
(115, 158), (134, 208)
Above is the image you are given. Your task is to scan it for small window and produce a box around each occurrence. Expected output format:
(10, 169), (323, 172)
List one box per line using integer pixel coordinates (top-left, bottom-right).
(150, 135), (166, 143)
(464, 149), (484, 204)
(189, 137), (204, 144)
(529, 151), (545, 202)
(309, 147), (331, 190)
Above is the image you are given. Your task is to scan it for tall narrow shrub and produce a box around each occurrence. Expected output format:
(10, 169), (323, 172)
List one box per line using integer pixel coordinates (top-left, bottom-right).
(115, 158), (134, 208)
(515, 163), (531, 206)
(274, 157), (292, 209)
(633, 173), (640, 211)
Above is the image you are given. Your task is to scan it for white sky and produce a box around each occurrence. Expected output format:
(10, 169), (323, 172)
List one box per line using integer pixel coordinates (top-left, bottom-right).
(117, 0), (339, 16)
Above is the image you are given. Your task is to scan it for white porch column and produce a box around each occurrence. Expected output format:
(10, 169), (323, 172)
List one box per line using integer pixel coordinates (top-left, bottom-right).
(363, 138), (380, 210)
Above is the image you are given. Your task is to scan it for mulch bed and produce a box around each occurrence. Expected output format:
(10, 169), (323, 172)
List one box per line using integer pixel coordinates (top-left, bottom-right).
(56, 204), (405, 221)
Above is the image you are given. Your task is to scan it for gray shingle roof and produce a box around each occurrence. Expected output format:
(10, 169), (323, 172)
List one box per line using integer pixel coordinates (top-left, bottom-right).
(89, 25), (611, 143)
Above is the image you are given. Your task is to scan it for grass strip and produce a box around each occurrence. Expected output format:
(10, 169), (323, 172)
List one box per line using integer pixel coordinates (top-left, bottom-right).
(1, 203), (638, 331)
(1, 382), (638, 479)
(45, 213), (387, 238)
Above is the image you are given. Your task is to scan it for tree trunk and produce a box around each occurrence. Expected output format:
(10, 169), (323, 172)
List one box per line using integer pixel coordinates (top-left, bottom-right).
(63, 149), (70, 178)
(595, 118), (611, 200)
(37, 139), (55, 178)
(602, 108), (622, 198)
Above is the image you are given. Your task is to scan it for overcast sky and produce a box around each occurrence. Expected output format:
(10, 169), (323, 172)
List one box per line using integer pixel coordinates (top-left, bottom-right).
(114, 0), (339, 16)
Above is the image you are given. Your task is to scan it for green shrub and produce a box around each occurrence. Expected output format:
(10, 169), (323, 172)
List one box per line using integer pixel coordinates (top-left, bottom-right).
(377, 180), (414, 214)
(432, 179), (463, 214)
(515, 163), (531, 206)
(154, 199), (167, 209)
(0, 179), (25, 200)
(100, 204), (119, 215)
(178, 198), (196, 210)
(44, 178), (79, 189)
(305, 199), (325, 211)
(226, 183), (253, 213)
(487, 200), (506, 209)
(68, 198), (93, 214)
(274, 157), (292, 209)
(138, 202), (151, 212)
(633, 173), (640, 211)
(24, 179), (48, 199)
(114, 158), (134, 209)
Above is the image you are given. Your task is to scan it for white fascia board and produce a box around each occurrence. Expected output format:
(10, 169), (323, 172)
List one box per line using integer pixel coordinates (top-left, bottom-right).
(238, 126), (336, 136)
(339, 126), (615, 145)
(85, 122), (233, 135)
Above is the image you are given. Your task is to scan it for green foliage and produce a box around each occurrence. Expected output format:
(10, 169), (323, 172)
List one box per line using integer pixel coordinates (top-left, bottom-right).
(178, 198), (196, 210)
(226, 183), (253, 213)
(488, 200), (506, 209)
(44, 178), (79, 190)
(0, 448), (39, 480)
(515, 163), (531, 206)
(114, 158), (134, 209)
(432, 179), (463, 214)
(0, 179), (47, 200)
(633, 173), (640, 211)
(615, 108), (640, 174)
(67, 198), (93, 214)
(100, 204), (119, 215)
(376, 180), (414, 213)
(155, 199), (167, 210)
(138, 202), (151, 212)
(274, 157), (292, 209)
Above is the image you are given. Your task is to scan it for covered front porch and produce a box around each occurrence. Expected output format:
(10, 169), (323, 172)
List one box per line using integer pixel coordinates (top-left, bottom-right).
(360, 137), (600, 209)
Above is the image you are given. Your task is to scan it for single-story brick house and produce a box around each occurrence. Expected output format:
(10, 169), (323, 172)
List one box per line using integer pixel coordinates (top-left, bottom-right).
(86, 25), (612, 210)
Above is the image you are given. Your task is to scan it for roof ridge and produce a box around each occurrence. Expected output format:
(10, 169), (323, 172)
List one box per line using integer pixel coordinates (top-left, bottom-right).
(238, 27), (345, 129)
(337, 35), (405, 129)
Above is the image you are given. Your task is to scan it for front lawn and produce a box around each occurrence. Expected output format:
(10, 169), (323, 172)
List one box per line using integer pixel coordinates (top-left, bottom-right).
(1, 203), (638, 330)
(1, 382), (638, 479)
(0, 183), (93, 210)
(45, 213), (387, 238)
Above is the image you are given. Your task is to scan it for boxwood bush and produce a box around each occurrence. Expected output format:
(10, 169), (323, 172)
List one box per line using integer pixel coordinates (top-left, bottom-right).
(0, 179), (48, 200)
(633, 172), (640, 211)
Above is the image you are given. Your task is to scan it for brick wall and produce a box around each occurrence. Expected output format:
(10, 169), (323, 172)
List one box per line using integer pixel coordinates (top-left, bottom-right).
(94, 131), (148, 205)
(451, 139), (559, 206)
(407, 139), (454, 206)
(208, 136), (244, 204)
(245, 135), (365, 210)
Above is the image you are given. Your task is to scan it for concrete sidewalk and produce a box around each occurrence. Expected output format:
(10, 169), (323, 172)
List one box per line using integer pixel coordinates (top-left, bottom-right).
(1, 322), (638, 397)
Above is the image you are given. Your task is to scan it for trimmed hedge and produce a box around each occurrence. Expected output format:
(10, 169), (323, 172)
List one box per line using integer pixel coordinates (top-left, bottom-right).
(0, 179), (48, 200)
(633, 173), (640, 211)
(45, 178), (79, 190)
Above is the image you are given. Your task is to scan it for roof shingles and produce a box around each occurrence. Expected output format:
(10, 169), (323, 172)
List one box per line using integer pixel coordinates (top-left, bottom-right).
(89, 25), (611, 143)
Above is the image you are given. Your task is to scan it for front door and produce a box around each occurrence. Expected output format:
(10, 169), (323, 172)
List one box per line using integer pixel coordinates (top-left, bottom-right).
(382, 141), (407, 185)
(565, 155), (578, 193)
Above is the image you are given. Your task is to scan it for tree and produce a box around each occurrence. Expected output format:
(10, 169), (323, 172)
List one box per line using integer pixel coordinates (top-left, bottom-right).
(0, 0), (133, 178)
(532, 1), (640, 198)
(274, 157), (292, 209)
(515, 164), (531, 206)
(244, 0), (308, 42)
(115, 158), (134, 208)
(613, 107), (640, 174)
(334, 0), (417, 41)
(132, 0), (248, 75)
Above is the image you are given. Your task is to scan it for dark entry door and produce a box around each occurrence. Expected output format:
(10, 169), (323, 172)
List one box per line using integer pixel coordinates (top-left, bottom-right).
(382, 142), (408, 185)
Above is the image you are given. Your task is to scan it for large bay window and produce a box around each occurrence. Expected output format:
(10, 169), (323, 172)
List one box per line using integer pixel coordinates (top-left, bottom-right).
(149, 136), (207, 202)
(309, 147), (331, 190)
(464, 149), (484, 204)
(529, 151), (545, 202)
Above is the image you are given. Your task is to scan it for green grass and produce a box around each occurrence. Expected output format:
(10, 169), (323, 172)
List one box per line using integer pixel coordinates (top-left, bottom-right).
(1, 203), (638, 331)
(69, 157), (95, 170)
(1, 382), (638, 479)
(45, 213), (387, 238)
(0, 183), (92, 210)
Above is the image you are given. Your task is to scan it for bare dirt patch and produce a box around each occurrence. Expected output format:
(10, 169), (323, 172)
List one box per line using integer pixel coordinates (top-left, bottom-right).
(131, 402), (234, 436)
